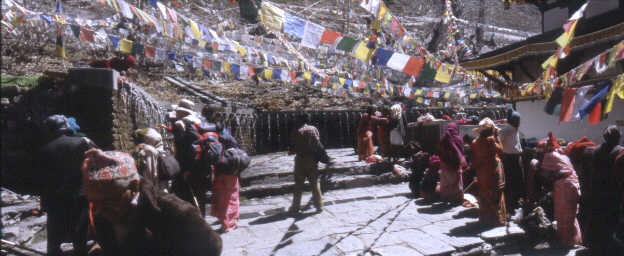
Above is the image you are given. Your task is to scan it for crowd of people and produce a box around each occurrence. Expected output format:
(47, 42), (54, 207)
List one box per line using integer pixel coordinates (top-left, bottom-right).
(23, 98), (624, 255)
(397, 108), (624, 252)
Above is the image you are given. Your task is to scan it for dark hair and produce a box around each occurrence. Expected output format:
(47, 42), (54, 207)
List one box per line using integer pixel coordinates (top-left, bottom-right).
(366, 106), (376, 115)
(295, 113), (310, 127)
(479, 127), (494, 137)
(463, 134), (473, 144)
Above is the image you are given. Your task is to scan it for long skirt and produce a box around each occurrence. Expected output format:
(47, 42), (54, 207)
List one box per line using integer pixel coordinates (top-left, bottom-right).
(437, 162), (464, 203)
(357, 131), (374, 161)
(553, 177), (583, 246)
(476, 161), (507, 226)
(211, 173), (240, 232)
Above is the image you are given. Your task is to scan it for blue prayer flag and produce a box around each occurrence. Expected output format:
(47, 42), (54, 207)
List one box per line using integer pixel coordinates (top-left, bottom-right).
(284, 12), (306, 39)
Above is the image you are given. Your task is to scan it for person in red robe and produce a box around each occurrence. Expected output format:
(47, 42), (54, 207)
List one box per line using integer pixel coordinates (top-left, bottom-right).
(471, 118), (506, 226)
(357, 107), (376, 161)
(531, 132), (583, 247)
(436, 122), (466, 204)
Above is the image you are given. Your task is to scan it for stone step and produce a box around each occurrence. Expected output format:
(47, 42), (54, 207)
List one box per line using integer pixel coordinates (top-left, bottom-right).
(240, 172), (409, 198)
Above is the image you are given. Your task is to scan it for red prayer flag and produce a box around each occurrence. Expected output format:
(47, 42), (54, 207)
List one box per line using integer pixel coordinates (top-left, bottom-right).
(248, 66), (256, 76)
(358, 80), (366, 89)
(290, 71), (296, 83)
(203, 58), (212, 69)
(402, 57), (424, 77)
(79, 27), (95, 42)
(320, 29), (342, 44)
(144, 45), (155, 58)
(589, 102), (602, 125)
(559, 87), (576, 122)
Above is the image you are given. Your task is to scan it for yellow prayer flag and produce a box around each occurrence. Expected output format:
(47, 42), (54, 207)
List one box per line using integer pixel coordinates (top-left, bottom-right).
(416, 97), (423, 103)
(470, 93), (477, 99)
(264, 69), (273, 80)
(237, 45), (247, 57)
(120, 39), (133, 54)
(56, 45), (66, 59)
(604, 74), (624, 114)
(332, 83), (339, 90)
(339, 78), (345, 85)
(444, 92), (451, 99)
(377, 2), (388, 20)
(555, 31), (572, 48)
(223, 62), (231, 73)
(199, 40), (207, 48)
(353, 42), (373, 61)
(260, 1), (285, 31)
(189, 20), (201, 40)
(541, 55), (558, 70)
(304, 72), (312, 81)
(434, 64), (451, 83)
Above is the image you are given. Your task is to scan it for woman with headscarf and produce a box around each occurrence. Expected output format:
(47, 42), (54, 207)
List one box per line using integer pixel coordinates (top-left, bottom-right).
(534, 132), (583, 247)
(471, 118), (506, 226)
(586, 125), (622, 254)
(436, 123), (466, 203)
(133, 128), (178, 192)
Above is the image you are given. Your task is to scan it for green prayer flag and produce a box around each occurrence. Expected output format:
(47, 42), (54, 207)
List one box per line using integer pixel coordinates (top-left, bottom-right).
(419, 62), (436, 81)
(70, 24), (80, 38)
(336, 37), (358, 52)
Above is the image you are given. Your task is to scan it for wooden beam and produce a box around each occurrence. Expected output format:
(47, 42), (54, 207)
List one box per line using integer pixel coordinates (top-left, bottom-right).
(517, 61), (537, 81)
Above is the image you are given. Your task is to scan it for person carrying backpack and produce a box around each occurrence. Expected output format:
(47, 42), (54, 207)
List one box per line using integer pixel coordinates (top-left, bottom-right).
(133, 128), (180, 193)
(211, 147), (250, 232)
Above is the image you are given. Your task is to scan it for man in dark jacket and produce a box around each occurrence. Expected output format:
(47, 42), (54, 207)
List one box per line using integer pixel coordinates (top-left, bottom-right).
(288, 113), (332, 214)
(82, 149), (222, 256)
(37, 115), (96, 256)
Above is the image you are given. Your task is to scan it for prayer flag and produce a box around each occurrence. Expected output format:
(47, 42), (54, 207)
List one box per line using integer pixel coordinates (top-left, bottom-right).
(189, 20), (201, 40)
(353, 42), (373, 61)
(132, 43), (144, 55)
(569, 2), (588, 21)
(213, 61), (221, 71)
(301, 21), (324, 49)
(386, 52), (410, 72)
(320, 29), (342, 44)
(260, 1), (285, 31)
(304, 72), (312, 81)
(559, 87), (576, 122)
(541, 55), (558, 69)
(272, 69), (282, 80)
(360, 0), (380, 15)
(402, 56), (424, 77)
(223, 62), (231, 73)
(167, 50), (176, 61)
(372, 48), (393, 66)
(144, 45), (155, 58)
(588, 102), (602, 125)
(419, 62), (436, 81)
(117, 0), (133, 19)
(434, 64), (452, 83)
(578, 81), (612, 119)
(155, 48), (166, 61)
(604, 75), (624, 115)
(70, 24), (80, 38)
(336, 37), (358, 52)
(264, 69), (273, 80)
(232, 64), (240, 78)
(120, 39), (133, 54)
(56, 23), (66, 58)
(284, 12), (305, 39)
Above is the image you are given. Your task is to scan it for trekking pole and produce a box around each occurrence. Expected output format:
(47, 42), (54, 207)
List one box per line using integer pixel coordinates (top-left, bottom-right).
(462, 180), (475, 193)
(187, 183), (201, 209)
(1, 239), (46, 255)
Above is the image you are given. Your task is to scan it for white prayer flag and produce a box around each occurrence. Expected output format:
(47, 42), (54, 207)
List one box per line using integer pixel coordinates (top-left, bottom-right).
(301, 22), (324, 49)
(386, 52), (410, 72)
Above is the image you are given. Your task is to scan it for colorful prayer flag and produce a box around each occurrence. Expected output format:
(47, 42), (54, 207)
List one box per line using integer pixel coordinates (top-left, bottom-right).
(120, 39), (133, 54)
(320, 29), (342, 44)
(301, 21), (324, 49)
(336, 37), (358, 52)
(402, 56), (424, 77)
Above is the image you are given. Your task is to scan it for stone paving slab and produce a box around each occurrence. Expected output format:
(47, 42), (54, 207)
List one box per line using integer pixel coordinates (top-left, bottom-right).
(208, 183), (581, 256)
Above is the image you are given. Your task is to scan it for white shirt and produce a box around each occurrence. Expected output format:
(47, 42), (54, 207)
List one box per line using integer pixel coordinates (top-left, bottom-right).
(499, 125), (523, 154)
